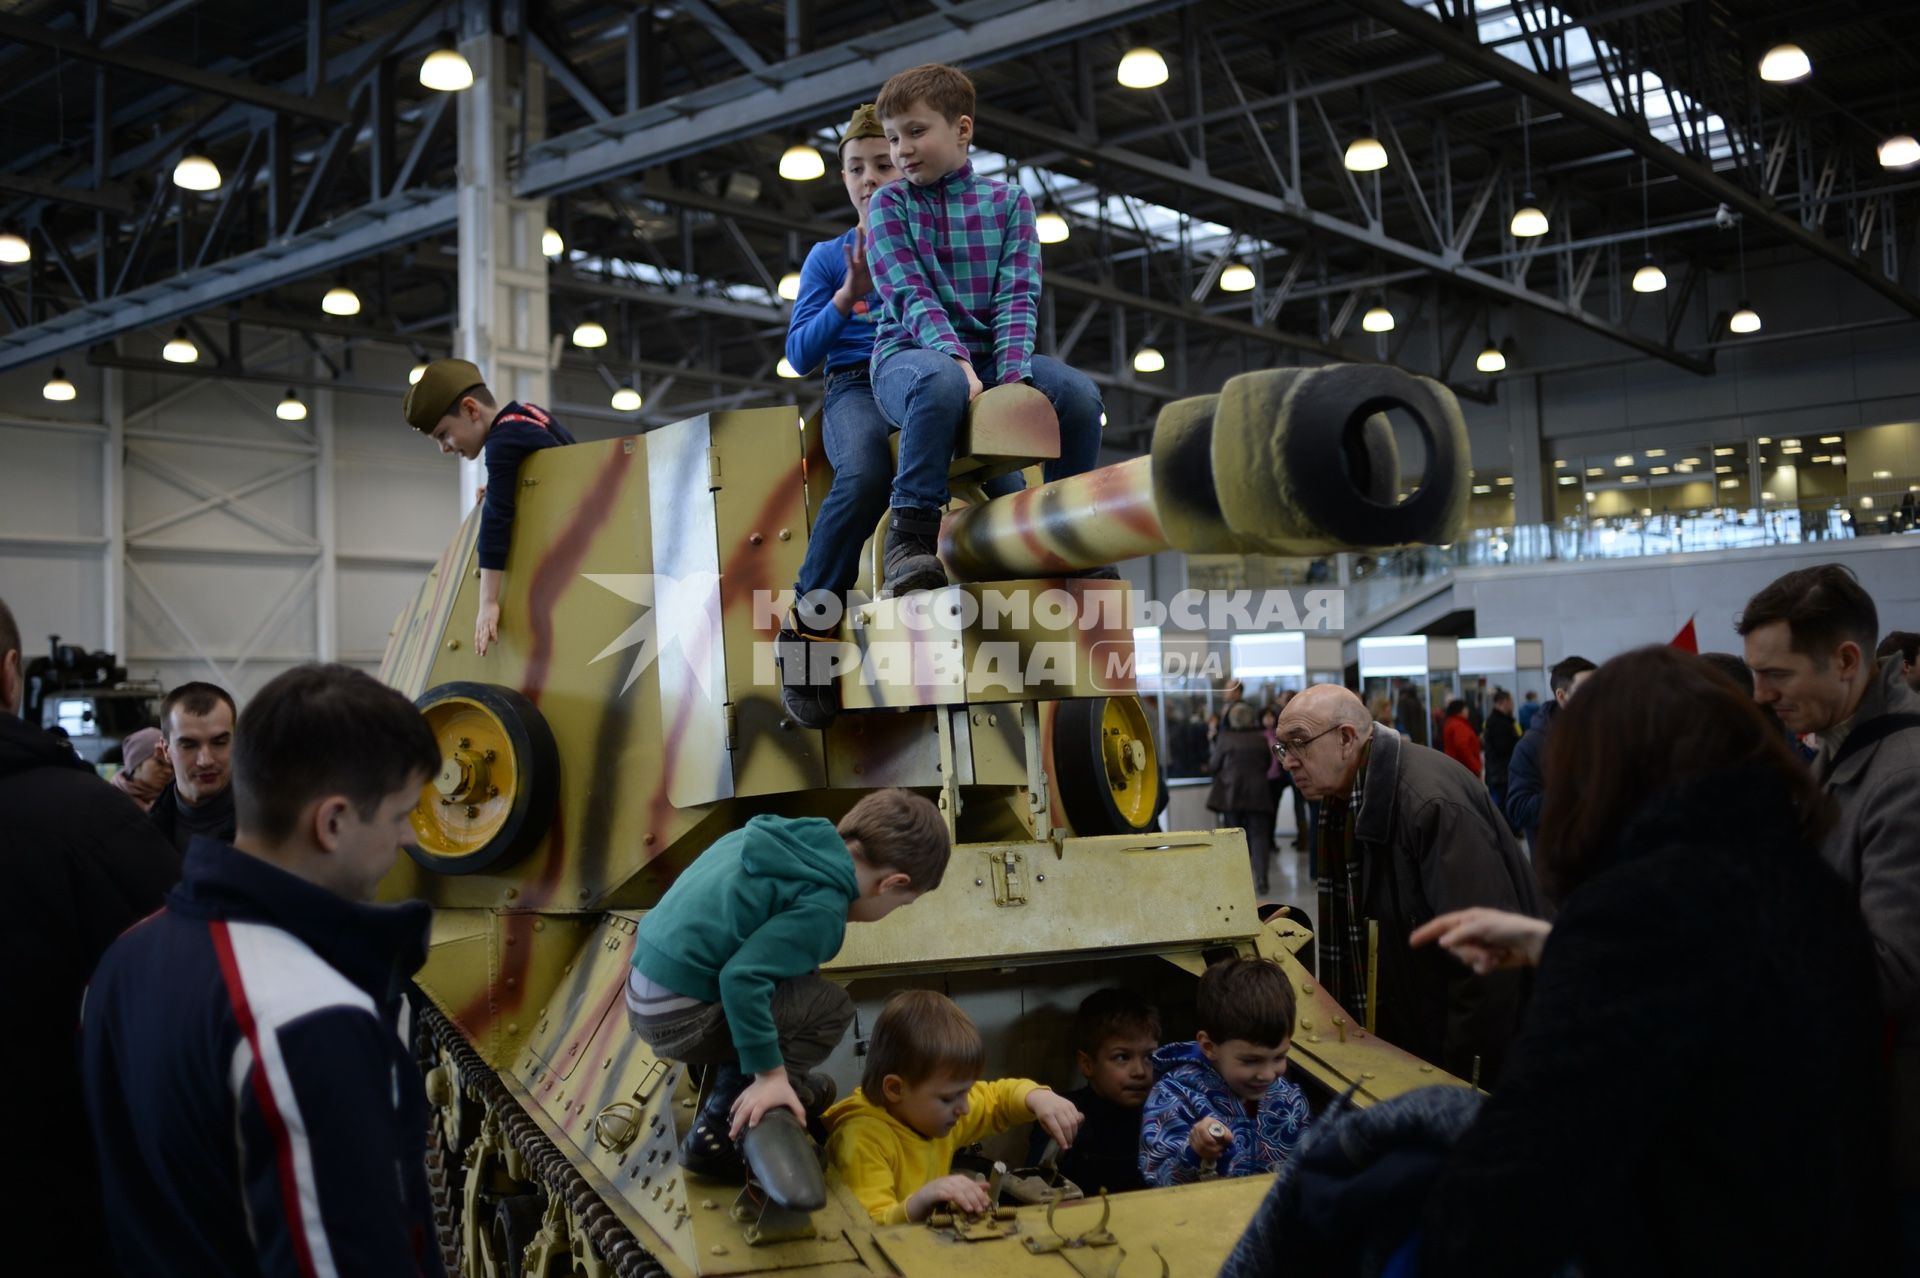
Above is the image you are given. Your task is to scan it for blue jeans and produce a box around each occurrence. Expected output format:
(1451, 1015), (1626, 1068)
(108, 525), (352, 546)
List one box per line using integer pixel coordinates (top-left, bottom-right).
(871, 350), (1103, 510)
(793, 366), (894, 607)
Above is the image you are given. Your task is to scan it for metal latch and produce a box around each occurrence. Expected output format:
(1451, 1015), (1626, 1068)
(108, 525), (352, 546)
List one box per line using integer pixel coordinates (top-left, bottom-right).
(707, 446), (723, 489)
(990, 848), (1027, 906)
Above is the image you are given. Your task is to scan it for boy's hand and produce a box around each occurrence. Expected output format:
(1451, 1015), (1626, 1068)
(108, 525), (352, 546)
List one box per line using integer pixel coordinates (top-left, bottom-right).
(1026, 1088), (1083, 1150)
(907, 1173), (991, 1221)
(473, 601), (500, 656)
(957, 359), (984, 402)
(728, 1069), (805, 1139)
(1188, 1118), (1233, 1161)
(839, 228), (874, 304)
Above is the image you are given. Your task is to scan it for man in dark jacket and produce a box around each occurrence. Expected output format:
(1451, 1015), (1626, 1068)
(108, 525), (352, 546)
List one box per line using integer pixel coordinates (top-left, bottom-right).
(82, 663), (443, 1277)
(1279, 684), (1541, 1084)
(1481, 689), (1520, 823)
(1504, 656), (1596, 849)
(148, 680), (238, 853)
(1208, 701), (1278, 893)
(0, 597), (181, 1276)
(1740, 565), (1920, 1224)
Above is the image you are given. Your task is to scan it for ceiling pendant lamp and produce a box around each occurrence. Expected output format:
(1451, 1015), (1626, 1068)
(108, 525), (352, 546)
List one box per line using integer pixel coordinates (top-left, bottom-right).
(1117, 47), (1169, 90)
(1343, 136), (1389, 172)
(1510, 197), (1550, 238)
(777, 271), (802, 301)
(321, 283), (361, 316)
(1218, 262), (1256, 292)
(778, 143), (825, 182)
(420, 40), (474, 92)
(1475, 342), (1506, 374)
(162, 326), (199, 363)
(1758, 42), (1811, 84)
(1878, 133), (1920, 170)
(1132, 345), (1166, 373)
(1361, 303), (1395, 333)
(276, 389), (308, 421)
(0, 230), (29, 263)
(1035, 208), (1071, 243)
(571, 319), (608, 348)
(610, 385), (643, 412)
(541, 227), (565, 258)
(775, 357), (802, 378)
(42, 366), (75, 401)
(409, 362), (428, 385)
(172, 146), (222, 192)
(1729, 304), (1762, 334)
(1632, 259), (1668, 293)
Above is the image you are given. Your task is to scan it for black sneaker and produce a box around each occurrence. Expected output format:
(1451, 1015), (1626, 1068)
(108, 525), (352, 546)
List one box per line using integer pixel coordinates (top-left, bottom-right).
(881, 506), (949, 597)
(679, 1064), (750, 1180)
(775, 616), (841, 730)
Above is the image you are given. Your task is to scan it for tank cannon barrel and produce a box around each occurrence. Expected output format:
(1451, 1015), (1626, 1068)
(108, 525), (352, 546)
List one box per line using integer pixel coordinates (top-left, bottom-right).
(941, 364), (1468, 581)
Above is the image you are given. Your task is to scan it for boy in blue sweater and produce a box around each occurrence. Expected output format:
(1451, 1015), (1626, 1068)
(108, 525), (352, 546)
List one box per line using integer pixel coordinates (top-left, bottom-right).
(626, 788), (948, 1175)
(403, 358), (577, 657)
(1140, 957), (1311, 1185)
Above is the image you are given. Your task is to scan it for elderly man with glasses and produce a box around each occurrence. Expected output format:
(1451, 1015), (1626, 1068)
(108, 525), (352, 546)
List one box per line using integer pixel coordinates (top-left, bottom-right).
(1276, 685), (1542, 1085)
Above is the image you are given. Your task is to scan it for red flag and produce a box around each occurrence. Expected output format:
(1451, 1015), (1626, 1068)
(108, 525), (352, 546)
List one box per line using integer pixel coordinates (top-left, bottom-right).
(1670, 615), (1699, 653)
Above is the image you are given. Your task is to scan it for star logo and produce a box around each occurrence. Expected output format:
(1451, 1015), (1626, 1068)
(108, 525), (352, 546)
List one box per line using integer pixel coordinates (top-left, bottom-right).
(583, 572), (725, 696)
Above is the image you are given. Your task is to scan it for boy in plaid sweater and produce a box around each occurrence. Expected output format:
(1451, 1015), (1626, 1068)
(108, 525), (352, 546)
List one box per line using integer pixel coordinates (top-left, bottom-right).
(862, 63), (1106, 598)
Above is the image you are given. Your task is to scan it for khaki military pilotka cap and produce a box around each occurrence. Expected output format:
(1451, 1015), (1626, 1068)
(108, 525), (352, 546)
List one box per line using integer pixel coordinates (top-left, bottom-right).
(838, 103), (885, 153)
(402, 357), (485, 432)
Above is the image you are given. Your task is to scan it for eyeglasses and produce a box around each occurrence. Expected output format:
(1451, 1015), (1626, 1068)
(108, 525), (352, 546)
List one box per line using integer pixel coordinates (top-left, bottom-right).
(1274, 725), (1342, 759)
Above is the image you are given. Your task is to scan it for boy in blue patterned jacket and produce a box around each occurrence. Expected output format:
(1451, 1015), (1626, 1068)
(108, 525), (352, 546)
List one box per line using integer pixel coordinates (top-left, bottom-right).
(1140, 957), (1311, 1185)
(860, 62), (1106, 601)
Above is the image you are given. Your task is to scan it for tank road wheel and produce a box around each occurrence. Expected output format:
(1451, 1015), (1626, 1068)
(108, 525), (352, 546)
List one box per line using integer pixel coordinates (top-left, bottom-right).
(407, 682), (559, 875)
(1054, 696), (1164, 835)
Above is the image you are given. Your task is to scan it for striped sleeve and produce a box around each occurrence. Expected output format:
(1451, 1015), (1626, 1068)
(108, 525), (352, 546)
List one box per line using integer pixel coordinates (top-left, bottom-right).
(866, 185), (966, 362)
(989, 186), (1039, 383)
(214, 921), (426, 1278)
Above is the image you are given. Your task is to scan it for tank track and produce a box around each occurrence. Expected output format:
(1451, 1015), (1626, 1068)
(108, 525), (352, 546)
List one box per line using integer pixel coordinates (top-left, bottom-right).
(421, 1001), (669, 1278)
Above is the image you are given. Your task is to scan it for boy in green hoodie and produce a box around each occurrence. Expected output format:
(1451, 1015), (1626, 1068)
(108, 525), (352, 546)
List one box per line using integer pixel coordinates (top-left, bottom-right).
(627, 788), (948, 1175)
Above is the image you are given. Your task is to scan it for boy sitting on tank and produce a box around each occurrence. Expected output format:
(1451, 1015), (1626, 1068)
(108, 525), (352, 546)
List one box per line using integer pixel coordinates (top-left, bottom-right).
(1140, 957), (1311, 1185)
(825, 989), (1084, 1223)
(1027, 988), (1162, 1196)
(402, 357), (577, 658)
(774, 64), (1110, 725)
(626, 788), (947, 1176)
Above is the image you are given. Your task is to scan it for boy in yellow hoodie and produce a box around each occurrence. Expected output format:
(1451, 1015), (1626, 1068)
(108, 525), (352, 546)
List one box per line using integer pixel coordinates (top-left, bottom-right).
(824, 990), (1082, 1223)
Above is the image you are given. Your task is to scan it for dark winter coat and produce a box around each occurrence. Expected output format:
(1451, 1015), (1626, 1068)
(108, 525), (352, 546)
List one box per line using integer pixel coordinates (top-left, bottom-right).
(1207, 727), (1275, 815)
(1504, 698), (1558, 844)
(148, 777), (237, 854)
(0, 710), (181, 1275)
(1420, 770), (1891, 1276)
(1480, 708), (1519, 789)
(1349, 725), (1540, 1084)
(82, 837), (440, 1277)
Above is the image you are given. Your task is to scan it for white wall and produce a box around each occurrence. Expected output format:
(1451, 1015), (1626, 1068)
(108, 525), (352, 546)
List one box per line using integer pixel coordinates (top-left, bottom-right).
(0, 342), (458, 711)
(1454, 536), (1920, 666)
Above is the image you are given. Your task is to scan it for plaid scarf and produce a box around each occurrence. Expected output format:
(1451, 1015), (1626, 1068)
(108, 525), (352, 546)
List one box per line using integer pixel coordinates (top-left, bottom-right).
(1315, 740), (1372, 1022)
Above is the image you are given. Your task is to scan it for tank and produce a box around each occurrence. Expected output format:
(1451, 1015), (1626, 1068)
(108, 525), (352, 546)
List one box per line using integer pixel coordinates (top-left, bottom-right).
(379, 363), (1473, 1277)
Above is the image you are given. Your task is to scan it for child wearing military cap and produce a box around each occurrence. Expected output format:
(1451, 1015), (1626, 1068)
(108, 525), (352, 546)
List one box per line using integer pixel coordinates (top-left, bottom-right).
(775, 103), (899, 731)
(402, 359), (576, 655)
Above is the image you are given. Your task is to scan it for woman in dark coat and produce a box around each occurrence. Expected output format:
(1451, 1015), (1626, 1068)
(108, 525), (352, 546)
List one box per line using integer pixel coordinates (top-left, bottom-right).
(1410, 646), (1890, 1275)
(1208, 701), (1277, 894)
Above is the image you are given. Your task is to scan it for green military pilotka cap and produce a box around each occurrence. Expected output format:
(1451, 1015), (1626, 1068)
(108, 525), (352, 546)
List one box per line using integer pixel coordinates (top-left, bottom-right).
(402, 357), (485, 432)
(838, 103), (885, 153)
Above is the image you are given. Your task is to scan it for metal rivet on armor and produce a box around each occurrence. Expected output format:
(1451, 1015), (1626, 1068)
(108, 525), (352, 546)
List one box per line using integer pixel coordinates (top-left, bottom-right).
(750, 533), (763, 545)
(975, 878), (984, 886)
(1035, 874), (1045, 882)
(1301, 982), (1315, 995)
(711, 1245), (728, 1256)
(645, 834), (656, 845)
(505, 887), (519, 900)
(777, 529), (791, 541)
(1362, 1071), (1377, 1079)
(445, 639), (460, 650)
(701, 1199), (717, 1210)
(1419, 1064), (1434, 1073)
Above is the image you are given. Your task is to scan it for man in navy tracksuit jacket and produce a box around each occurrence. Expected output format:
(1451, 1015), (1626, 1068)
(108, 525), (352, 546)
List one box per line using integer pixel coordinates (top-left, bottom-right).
(82, 663), (442, 1277)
